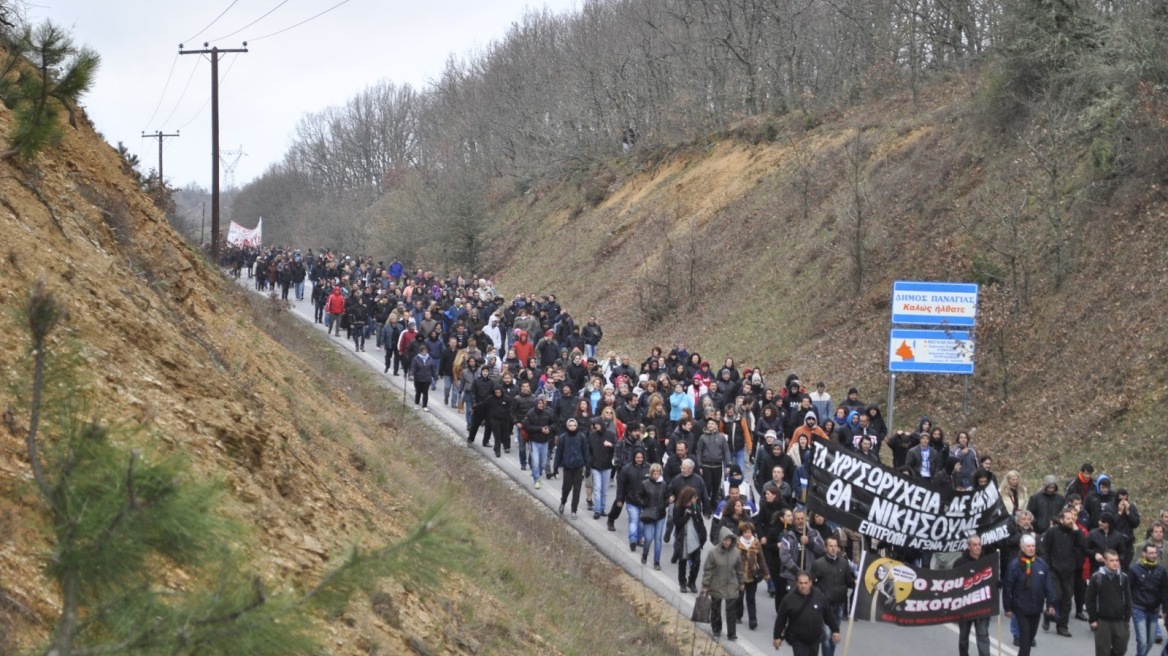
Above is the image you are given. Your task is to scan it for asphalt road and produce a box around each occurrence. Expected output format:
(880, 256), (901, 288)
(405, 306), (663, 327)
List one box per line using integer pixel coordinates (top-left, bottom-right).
(244, 278), (1118, 656)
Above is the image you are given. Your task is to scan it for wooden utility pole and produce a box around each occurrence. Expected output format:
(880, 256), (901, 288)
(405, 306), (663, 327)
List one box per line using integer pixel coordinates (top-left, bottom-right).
(141, 130), (179, 183)
(178, 42), (248, 260)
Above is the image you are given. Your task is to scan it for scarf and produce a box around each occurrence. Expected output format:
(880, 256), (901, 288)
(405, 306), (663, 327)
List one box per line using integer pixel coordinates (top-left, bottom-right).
(738, 534), (756, 550)
(1020, 555), (1034, 576)
(1140, 557), (1157, 569)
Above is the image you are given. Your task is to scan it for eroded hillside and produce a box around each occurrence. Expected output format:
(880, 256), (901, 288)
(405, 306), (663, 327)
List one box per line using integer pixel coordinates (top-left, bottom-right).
(486, 75), (1168, 498)
(0, 92), (698, 654)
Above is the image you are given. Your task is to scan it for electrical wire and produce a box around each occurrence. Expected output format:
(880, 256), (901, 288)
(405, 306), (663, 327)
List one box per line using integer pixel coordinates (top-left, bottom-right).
(158, 56), (203, 130)
(142, 53), (179, 131)
(182, 0), (243, 45)
(176, 54), (241, 131)
(249, 0), (357, 42)
(208, 0), (293, 43)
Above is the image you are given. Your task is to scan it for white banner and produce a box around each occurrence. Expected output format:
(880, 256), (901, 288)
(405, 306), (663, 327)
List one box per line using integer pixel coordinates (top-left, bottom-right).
(227, 219), (262, 247)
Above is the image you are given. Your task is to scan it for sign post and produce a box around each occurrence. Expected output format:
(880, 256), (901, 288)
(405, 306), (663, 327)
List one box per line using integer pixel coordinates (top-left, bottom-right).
(887, 282), (979, 434)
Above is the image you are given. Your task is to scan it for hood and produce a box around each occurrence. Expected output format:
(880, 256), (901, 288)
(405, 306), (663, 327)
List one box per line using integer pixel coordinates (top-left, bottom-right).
(1041, 474), (1059, 490)
(846, 410), (861, 427)
(1095, 474), (1112, 494)
(866, 404), (883, 418)
(917, 416), (931, 431)
(517, 330), (528, 341)
(719, 527), (737, 546)
(489, 316), (498, 324)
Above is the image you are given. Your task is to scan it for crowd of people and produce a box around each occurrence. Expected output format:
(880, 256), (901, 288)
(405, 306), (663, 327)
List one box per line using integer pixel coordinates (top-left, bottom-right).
(225, 245), (1167, 656)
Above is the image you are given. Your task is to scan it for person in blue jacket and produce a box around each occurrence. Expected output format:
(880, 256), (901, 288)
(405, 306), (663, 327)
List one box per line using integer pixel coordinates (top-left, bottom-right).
(1003, 534), (1058, 656)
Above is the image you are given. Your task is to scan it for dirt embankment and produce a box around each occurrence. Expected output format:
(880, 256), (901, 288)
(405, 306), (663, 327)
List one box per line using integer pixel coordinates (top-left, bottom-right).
(486, 75), (1168, 499)
(0, 101), (704, 653)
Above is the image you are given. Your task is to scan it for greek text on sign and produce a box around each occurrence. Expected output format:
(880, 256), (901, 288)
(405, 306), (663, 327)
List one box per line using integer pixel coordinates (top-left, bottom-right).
(891, 281), (978, 326)
(889, 329), (974, 375)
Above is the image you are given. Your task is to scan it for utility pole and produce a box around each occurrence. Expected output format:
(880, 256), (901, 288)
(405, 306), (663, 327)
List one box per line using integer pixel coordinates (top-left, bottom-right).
(179, 42), (248, 260)
(141, 130), (179, 183)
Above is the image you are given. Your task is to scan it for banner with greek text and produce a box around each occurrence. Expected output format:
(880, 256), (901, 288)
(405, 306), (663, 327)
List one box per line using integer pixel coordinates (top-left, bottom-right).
(227, 219), (262, 247)
(851, 552), (1000, 625)
(806, 440), (1010, 552)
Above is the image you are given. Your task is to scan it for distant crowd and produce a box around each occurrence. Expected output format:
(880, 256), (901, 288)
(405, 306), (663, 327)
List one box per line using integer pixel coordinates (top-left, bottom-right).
(224, 244), (1168, 656)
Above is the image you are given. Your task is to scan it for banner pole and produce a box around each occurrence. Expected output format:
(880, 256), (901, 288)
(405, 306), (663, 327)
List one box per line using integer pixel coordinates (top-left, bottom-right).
(997, 613), (1004, 656)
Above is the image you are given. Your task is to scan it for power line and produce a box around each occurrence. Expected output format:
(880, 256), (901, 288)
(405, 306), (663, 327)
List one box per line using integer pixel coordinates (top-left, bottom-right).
(142, 53), (179, 131)
(176, 54), (240, 131)
(208, 0), (292, 43)
(249, 0), (357, 42)
(159, 57), (203, 131)
(182, 0), (243, 44)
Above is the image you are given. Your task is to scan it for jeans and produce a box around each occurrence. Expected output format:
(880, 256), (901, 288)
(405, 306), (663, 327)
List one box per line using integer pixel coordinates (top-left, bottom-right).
(514, 426), (529, 468)
(585, 344), (597, 359)
(733, 449), (746, 473)
(591, 469), (610, 513)
(442, 376), (455, 405)
(294, 281), (305, 300)
(642, 517), (666, 563)
(822, 604), (846, 656)
(625, 504), (642, 544)
(1133, 606), (1158, 656)
(530, 442), (548, 482)
(958, 616), (991, 656)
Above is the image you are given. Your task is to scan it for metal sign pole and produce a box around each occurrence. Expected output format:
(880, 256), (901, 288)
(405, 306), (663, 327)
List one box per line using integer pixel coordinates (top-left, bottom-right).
(886, 373), (896, 438)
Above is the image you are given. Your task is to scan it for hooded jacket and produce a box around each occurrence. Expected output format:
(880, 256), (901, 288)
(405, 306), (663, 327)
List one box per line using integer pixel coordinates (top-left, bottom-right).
(702, 527), (745, 599)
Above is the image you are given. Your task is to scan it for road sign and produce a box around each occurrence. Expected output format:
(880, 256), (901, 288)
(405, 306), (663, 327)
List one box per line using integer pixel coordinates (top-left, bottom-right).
(891, 281), (978, 326)
(888, 329), (974, 374)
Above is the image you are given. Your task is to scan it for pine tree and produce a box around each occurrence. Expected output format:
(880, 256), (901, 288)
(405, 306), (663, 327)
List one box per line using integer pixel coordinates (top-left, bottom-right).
(0, 21), (100, 160)
(7, 282), (463, 655)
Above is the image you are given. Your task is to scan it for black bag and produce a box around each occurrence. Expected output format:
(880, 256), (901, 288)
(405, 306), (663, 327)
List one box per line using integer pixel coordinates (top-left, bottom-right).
(691, 594), (712, 623)
(641, 505), (660, 522)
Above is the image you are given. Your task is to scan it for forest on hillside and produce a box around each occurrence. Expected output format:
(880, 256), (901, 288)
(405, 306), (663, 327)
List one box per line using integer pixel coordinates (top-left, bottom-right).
(230, 0), (1167, 265)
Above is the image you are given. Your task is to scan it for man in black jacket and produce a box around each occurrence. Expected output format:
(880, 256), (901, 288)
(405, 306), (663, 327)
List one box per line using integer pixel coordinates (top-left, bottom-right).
(1129, 542), (1168, 656)
(774, 571), (840, 655)
(810, 537), (854, 656)
(1040, 509), (1087, 637)
(1085, 550), (1132, 656)
(954, 536), (992, 656)
(467, 366), (497, 447)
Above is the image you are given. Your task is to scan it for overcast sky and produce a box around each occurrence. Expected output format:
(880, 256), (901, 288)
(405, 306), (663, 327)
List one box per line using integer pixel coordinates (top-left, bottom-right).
(28, 0), (578, 191)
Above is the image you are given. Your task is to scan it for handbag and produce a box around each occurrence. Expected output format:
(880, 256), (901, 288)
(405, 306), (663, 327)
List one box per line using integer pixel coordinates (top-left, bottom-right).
(690, 593), (712, 623)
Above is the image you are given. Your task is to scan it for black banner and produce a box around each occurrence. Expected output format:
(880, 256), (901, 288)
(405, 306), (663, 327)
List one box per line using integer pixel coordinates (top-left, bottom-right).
(806, 440), (1010, 552)
(851, 553), (1000, 626)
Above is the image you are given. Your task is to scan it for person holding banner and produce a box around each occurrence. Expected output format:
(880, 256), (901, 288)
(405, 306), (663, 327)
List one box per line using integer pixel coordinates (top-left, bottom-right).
(954, 536), (992, 656)
(1004, 534), (1058, 656)
(773, 571), (841, 655)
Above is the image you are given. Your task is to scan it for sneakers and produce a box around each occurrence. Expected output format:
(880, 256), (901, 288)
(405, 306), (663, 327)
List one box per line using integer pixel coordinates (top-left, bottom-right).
(504, 448), (511, 454)
(1057, 628), (1072, 638)
(749, 620), (757, 630)
(689, 585), (698, 594)
(570, 512), (578, 519)
(534, 479), (541, 489)
(593, 512), (602, 520)
(423, 407), (430, 413)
